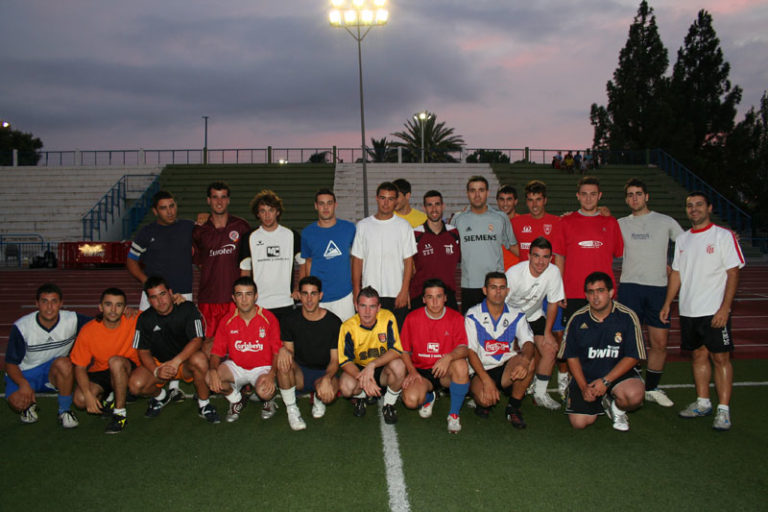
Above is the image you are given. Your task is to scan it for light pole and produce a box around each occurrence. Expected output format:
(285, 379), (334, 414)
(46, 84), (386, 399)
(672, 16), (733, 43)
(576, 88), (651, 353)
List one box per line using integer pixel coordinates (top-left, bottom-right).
(329, 0), (388, 218)
(202, 115), (209, 165)
(413, 111), (431, 163)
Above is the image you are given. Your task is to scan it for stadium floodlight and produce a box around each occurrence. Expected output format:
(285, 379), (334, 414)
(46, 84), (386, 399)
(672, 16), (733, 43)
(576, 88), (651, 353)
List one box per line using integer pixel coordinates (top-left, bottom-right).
(413, 111), (432, 163)
(1, 121), (10, 129)
(329, 0), (389, 217)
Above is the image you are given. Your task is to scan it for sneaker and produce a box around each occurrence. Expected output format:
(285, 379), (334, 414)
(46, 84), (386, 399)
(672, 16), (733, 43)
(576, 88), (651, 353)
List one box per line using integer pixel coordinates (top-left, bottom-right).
(713, 408), (731, 431)
(198, 403), (221, 424)
(20, 404), (39, 424)
(311, 394), (327, 419)
(352, 398), (367, 417)
(419, 394), (436, 419)
(287, 406), (307, 431)
(474, 405), (491, 419)
(505, 404), (527, 429)
(558, 373), (569, 400)
(261, 398), (278, 420)
(532, 392), (561, 410)
(58, 410), (79, 429)
(645, 388), (674, 407)
(447, 414), (461, 434)
(226, 394), (249, 423)
(100, 398), (115, 419)
(168, 388), (185, 404)
(382, 404), (398, 425)
(144, 391), (172, 418)
(105, 413), (126, 434)
(612, 407), (630, 432)
(679, 401), (713, 418)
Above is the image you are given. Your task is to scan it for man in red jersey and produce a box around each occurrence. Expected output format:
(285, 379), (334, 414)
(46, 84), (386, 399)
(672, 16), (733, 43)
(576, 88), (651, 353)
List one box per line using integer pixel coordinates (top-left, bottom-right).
(560, 176), (623, 326)
(193, 182), (251, 350)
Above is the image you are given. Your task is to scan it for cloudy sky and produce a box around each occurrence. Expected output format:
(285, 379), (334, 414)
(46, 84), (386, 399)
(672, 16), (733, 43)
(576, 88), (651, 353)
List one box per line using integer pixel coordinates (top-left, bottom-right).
(1, 0), (766, 154)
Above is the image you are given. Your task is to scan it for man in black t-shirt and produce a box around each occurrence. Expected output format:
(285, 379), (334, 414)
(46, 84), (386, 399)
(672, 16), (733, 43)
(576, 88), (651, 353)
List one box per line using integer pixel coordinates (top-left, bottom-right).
(129, 276), (220, 423)
(276, 276), (341, 420)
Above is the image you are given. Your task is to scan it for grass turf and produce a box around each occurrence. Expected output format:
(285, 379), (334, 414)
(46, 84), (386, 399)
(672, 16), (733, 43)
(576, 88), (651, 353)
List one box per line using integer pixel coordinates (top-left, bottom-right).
(2, 359), (766, 511)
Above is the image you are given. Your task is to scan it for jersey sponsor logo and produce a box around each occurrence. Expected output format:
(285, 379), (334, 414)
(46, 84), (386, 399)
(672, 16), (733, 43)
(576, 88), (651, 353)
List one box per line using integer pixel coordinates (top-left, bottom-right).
(464, 234), (498, 242)
(522, 225), (532, 233)
(577, 240), (604, 249)
(543, 224), (552, 235)
(588, 346), (619, 359)
(706, 244), (715, 254)
(323, 240), (343, 259)
(360, 347), (387, 360)
(229, 231), (241, 242)
(484, 340), (510, 359)
(209, 243), (237, 257)
(234, 340), (264, 352)
(266, 246), (280, 257)
(614, 332), (623, 344)
(443, 244), (455, 255)
(631, 233), (650, 240)
(427, 342), (440, 353)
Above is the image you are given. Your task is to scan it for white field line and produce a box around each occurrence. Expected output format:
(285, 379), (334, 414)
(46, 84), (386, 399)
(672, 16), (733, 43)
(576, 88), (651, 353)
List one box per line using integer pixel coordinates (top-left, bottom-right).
(378, 402), (410, 512)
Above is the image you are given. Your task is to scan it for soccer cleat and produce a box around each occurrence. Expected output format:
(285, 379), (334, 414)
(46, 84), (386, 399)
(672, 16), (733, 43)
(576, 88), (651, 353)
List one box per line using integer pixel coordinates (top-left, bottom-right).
(713, 408), (732, 431)
(168, 388), (185, 404)
(419, 394), (436, 419)
(20, 404), (39, 424)
(612, 410), (630, 432)
(645, 388), (674, 407)
(144, 391), (173, 418)
(366, 395), (379, 405)
(532, 392), (561, 410)
(311, 394), (327, 419)
(261, 398), (278, 420)
(602, 395), (629, 431)
(447, 414), (461, 434)
(352, 398), (367, 417)
(58, 410), (79, 429)
(287, 406), (307, 431)
(558, 373), (569, 400)
(679, 401), (713, 418)
(198, 403), (221, 424)
(474, 405), (491, 419)
(382, 404), (398, 425)
(505, 404), (527, 429)
(100, 398), (116, 419)
(105, 413), (127, 434)
(226, 394), (249, 423)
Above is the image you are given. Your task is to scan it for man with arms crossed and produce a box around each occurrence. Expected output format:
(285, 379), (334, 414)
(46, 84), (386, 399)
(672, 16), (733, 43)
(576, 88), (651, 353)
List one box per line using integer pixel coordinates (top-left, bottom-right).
(660, 192), (744, 431)
(559, 272), (645, 431)
(504, 237), (565, 410)
(129, 276), (219, 423)
(618, 178), (683, 407)
(338, 286), (406, 424)
(466, 272), (534, 429)
(276, 276), (342, 424)
(400, 279), (469, 433)
(5, 283), (88, 428)
(70, 287), (140, 434)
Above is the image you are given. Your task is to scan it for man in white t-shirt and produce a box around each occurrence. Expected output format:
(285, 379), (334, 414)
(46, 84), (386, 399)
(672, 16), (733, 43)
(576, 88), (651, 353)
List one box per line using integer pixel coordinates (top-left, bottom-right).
(660, 191), (745, 431)
(505, 237), (565, 410)
(351, 182), (417, 329)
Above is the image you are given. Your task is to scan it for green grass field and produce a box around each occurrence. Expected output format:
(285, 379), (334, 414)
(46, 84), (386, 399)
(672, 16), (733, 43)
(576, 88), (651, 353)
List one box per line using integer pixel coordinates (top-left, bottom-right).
(2, 359), (767, 512)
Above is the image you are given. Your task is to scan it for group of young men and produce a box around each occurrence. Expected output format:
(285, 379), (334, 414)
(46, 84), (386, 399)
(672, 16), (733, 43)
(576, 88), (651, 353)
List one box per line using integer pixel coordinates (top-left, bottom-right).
(4, 174), (744, 434)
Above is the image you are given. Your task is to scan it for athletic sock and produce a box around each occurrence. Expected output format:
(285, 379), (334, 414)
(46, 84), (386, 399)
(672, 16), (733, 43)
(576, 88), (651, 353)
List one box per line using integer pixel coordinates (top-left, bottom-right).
(645, 369), (663, 390)
(717, 404), (730, 413)
(155, 388), (167, 402)
(113, 407), (126, 417)
(227, 389), (242, 404)
(197, 398), (210, 408)
(422, 391), (435, 407)
(507, 396), (522, 410)
(280, 386), (298, 408)
(449, 381), (469, 416)
(697, 397), (712, 409)
(533, 374), (550, 395)
(57, 394), (73, 414)
(383, 387), (401, 406)
(168, 380), (180, 391)
(611, 399), (625, 416)
(354, 391), (367, 399)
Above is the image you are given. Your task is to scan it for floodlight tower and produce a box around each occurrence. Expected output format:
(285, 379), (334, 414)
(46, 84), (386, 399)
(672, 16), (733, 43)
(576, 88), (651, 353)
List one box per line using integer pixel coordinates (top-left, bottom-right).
(329, 0), (388, 217)
(413, 111), (432, 163)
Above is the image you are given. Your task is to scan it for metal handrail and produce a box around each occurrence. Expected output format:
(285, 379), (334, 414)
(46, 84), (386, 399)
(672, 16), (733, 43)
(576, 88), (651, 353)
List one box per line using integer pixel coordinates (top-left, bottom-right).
(82, 174), (159, 241)
(122, 175), (161, 240)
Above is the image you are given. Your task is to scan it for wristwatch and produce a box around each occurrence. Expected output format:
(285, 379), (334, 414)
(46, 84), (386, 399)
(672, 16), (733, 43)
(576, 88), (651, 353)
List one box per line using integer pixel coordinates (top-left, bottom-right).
(601, 377), (612, 388)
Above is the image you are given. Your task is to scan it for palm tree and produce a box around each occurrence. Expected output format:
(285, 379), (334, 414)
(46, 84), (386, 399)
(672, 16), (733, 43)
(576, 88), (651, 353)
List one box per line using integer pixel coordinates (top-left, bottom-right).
(366, 137), (398, 162)
(391, 112), (465, 162)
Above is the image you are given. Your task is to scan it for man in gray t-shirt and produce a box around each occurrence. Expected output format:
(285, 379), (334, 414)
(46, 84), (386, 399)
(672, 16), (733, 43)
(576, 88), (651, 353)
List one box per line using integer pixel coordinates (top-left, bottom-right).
(617, 178), (683, 407)
(453, 176), (517, 314)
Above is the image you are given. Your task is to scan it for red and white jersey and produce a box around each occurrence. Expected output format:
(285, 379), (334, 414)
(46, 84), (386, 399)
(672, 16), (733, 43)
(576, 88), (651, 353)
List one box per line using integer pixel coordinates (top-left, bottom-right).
(400, 307), (467, 369)
(511, 213), (564, 261)
(211, 307), (282, 370)
(672, 223), (745, 317)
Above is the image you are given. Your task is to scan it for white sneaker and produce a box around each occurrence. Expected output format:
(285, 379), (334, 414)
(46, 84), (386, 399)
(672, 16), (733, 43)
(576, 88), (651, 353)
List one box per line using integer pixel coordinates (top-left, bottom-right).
(533, 392), (561, 410)
(604, 398), (629, 432)
(58, 410), (79, 429)
(713, 408), (732, 431)
(419, 394), (436, 419)
(645, 388), (674, 407)
(261, 398), (278, 420)
(20, 404), (39, 424)
(558, 373), (569, 400)
(311, 395), (326, 419)
(287, 406), (307, 431)
(447, 414), (461, 434)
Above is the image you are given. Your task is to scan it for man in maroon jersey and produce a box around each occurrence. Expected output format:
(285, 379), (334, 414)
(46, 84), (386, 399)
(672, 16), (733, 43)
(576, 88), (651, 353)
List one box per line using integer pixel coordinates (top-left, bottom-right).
(192, 182), (251, 351)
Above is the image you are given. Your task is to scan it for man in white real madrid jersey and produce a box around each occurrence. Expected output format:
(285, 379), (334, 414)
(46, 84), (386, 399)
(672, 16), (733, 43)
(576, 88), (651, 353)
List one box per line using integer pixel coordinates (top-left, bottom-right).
(660, 191), (744, 431)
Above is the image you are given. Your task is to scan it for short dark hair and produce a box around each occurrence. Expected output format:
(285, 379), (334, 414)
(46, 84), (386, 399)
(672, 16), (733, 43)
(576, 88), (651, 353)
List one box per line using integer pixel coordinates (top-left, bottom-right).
(524, 180), (547, 198)
(232, 276), (257, 295)
(484, 271), (507, 287)
(422, 278), (447, 295)
(376, 182), (398, 195)
(686, 190), (711, 206)
(299, 275), (323, 293)
(624, 178), (647, 195)
(151, 190), (175, 209)
(315, 188), (336, 203)
(357, 286), (380, 304)
(496, 184), (517, 200)
(423, 190), (443, 204)
(207, 182), (230, 197)
(143, 275), (170, 294)
(100, 287), (126, 303)
(584, 271), (614, 291)
(36, 283), (62, 301)
(529, 236), (552, 253)
(467, 175), (488, 190)
(250, 189), (284, 220)
(393, 178), (412, 195)
(577, 176), (600, 192)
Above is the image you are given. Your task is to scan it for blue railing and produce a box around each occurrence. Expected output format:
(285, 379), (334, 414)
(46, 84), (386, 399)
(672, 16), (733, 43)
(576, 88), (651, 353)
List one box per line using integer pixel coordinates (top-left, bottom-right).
(82, 174), (159, 241)
(0, 234), (52, 268)
(122, 176), (161, 240)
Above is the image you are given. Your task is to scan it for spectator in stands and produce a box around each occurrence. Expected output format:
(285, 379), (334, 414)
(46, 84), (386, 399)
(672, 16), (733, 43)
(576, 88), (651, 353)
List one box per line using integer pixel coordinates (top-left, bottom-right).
(563, 152), (575, 174)
(393, 178), (427, 228)
(552, 151), (563, 169)
(574, 151), (583, 173)
(584, 149), (595, 170)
